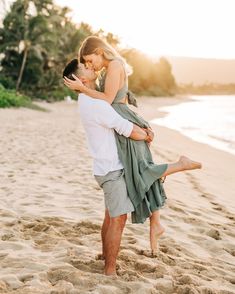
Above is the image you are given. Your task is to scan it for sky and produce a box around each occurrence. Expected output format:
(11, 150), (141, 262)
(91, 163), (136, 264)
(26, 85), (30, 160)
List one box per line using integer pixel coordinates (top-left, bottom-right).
(2, 0), (235, 59)
(54, 0), (235, 60)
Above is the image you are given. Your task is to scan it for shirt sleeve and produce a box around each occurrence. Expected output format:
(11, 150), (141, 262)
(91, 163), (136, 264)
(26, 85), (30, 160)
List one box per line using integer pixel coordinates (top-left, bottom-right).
(95, 100), (133, 137)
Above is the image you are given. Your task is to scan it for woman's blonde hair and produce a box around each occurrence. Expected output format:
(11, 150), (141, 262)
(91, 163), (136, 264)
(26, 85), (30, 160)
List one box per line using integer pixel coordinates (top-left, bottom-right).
(79, 36), (132, 75)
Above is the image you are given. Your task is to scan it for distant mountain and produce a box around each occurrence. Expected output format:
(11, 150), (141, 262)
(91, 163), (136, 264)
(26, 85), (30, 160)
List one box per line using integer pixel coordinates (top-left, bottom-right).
(166, 56), (235, 85)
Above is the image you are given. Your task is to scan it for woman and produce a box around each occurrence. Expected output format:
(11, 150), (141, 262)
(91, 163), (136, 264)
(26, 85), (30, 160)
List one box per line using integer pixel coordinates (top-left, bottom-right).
(63, 36), (202, 254)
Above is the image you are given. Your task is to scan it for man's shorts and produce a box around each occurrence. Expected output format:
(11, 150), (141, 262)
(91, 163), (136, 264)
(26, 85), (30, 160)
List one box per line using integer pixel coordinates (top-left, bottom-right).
(94, 169), (134, 218)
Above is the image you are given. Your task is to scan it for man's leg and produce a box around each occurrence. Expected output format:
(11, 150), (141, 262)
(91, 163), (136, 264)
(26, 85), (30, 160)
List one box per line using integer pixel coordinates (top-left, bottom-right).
(94, 169), (134, 275)
(100, 209), (110, 259)
(104, 213), (127, 275)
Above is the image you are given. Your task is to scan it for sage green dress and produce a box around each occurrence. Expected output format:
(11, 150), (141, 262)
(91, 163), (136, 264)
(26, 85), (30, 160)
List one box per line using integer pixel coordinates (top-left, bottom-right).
(99, 70), (168, 224)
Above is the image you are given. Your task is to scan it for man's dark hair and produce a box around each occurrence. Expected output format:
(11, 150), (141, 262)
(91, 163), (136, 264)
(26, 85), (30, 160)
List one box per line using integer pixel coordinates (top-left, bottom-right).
(63, 59), (79, 80)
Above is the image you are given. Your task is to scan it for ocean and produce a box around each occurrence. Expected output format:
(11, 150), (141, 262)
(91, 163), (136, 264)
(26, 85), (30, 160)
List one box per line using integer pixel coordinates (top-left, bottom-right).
(150, 95), (235, 156)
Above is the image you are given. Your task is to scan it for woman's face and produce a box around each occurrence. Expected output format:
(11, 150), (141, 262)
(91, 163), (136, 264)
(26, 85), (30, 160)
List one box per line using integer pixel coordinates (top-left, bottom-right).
(78, 63), (97, 80)
(82, 53), (104, 71)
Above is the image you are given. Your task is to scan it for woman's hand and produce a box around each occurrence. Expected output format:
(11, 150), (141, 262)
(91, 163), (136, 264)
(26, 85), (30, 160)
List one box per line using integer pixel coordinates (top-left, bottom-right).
(147, 128), (154, 142)
(63, 74), (84, 91)
(143, 127), (155, 143)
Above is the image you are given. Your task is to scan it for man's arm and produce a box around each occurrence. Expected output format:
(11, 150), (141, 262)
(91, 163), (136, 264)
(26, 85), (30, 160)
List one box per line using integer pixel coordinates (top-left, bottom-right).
(95, 99), (153, 142)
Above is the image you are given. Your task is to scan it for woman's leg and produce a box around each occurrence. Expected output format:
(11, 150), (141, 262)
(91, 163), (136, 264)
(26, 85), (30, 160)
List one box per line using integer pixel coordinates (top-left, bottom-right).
(150, 210), (165, 254)
(149, 156), (201, 253)
(161, 155), (202, 178)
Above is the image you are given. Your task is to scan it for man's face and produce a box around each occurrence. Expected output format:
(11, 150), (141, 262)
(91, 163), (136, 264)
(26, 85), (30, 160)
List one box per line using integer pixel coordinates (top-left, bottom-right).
(78, 63), (97, 81)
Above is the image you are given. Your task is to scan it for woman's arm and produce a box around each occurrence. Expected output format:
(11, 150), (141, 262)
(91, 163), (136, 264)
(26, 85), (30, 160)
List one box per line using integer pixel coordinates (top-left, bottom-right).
(63, 60), (122, 105)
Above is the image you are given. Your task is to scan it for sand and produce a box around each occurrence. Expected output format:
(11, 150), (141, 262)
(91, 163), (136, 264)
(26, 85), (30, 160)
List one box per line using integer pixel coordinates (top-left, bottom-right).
(0, 96), (234, 294)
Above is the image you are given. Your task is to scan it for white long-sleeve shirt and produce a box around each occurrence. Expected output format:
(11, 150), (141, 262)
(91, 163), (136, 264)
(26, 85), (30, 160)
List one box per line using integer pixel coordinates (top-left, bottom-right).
(78, 93), (133, 176)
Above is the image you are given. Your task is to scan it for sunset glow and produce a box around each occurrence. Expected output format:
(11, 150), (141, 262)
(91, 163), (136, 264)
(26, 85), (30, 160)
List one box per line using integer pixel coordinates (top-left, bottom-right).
(54, 0), (235, 59)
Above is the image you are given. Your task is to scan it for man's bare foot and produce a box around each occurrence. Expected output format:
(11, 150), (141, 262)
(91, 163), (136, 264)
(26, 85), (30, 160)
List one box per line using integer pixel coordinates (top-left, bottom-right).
(105, 268), (117, 276)
(96, 253), (105, 260)
(151, 250), (159, 257)
(179, 156), (202, 171)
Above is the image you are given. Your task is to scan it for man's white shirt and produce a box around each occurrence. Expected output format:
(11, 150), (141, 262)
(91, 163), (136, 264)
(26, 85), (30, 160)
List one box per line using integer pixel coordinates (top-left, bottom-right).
(78, 93), (133, 176)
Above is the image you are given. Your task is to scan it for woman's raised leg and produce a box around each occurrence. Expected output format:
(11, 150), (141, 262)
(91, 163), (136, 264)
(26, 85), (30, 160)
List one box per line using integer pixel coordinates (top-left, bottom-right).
(161, 155), (202, 179)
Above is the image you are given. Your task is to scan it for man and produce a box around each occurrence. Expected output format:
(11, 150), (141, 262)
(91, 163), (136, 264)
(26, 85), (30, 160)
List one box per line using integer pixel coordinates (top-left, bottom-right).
(63, 59), (152, 276)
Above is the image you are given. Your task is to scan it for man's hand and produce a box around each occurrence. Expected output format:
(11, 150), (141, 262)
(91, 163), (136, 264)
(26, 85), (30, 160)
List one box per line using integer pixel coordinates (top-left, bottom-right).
(63, 74), (84, 91)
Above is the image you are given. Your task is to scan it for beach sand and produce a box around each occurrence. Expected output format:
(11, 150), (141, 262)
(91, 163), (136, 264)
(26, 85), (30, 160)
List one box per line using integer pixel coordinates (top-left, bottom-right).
(0, 96), (234, 294)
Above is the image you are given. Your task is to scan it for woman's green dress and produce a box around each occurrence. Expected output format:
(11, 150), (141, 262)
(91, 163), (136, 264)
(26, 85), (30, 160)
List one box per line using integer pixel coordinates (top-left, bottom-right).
(99, 70), (168, 224)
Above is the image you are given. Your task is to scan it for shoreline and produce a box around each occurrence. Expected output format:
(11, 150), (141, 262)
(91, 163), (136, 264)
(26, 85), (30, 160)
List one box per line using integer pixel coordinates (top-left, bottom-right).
(0, 97), (234, 293)
(137, 96), (235, 211)
(146, 95), (235, 156)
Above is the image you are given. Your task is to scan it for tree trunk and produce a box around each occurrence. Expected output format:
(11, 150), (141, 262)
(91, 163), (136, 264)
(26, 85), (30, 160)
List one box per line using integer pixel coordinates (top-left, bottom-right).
(16, 44), (28, 92)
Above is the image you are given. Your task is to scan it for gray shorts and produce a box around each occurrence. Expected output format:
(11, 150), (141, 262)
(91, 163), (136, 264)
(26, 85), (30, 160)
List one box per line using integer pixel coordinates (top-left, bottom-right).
(94, 169), (134, 218)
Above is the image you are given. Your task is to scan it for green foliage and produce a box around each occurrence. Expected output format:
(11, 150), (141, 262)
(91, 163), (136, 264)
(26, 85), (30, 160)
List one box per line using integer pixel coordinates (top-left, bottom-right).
(121, 49), (176, 96)
(0, 84), (46, 110)
(35, 86), (78, 102)
(0, 75), (16, 89)
(177, 83), (235, 95)
(0, 0), (177, 102)
(0, 0), (92, 100)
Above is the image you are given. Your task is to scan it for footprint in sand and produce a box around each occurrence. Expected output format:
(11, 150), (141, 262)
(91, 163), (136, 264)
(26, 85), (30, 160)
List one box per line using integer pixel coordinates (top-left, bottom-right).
(122, 236), (137, 244)
(18, 217), (101, 251)
(187, 210), (202, 217)
(212, 206), (224, 212)
(136, 248), (177, 266)
(176, 285), (211, 294)
(47, 268), (73, 286)
(117, 269), (140, 282)
(206, 229), (222, 240)
(69, 258), (104, 274)
(179, 260), (210, 272)
(18, 274), (34, 283)
(1, 233), (15, 241)
(177, 274), (200, 286)
(72, 221), (100, 235)
(160, 244), (181, 257)
(223, 247), (235, 257)
(168, 204), (188, 214)
(133, 259), (156, 273)
(225, 214), (235, 221)
(182, 216), (204, 225)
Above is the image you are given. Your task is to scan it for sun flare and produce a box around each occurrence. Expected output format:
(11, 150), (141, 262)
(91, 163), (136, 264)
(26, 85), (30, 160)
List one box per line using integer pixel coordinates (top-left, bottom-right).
(55, 0), (235, 59)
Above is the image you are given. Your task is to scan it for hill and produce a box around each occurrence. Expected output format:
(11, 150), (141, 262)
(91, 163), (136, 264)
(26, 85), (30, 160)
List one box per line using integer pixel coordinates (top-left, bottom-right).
(166, 56), (235, 85)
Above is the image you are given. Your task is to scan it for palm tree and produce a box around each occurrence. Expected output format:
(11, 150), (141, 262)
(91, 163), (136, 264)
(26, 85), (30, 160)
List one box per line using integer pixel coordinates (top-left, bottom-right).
(0, 0), (54, 91)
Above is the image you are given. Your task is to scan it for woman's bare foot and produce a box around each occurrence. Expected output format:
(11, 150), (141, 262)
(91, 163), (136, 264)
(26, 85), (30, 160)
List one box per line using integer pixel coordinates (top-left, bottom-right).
(150, 224), (165, 254)
(179, 156), (202, 171)
(161, 155), (202, 178)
